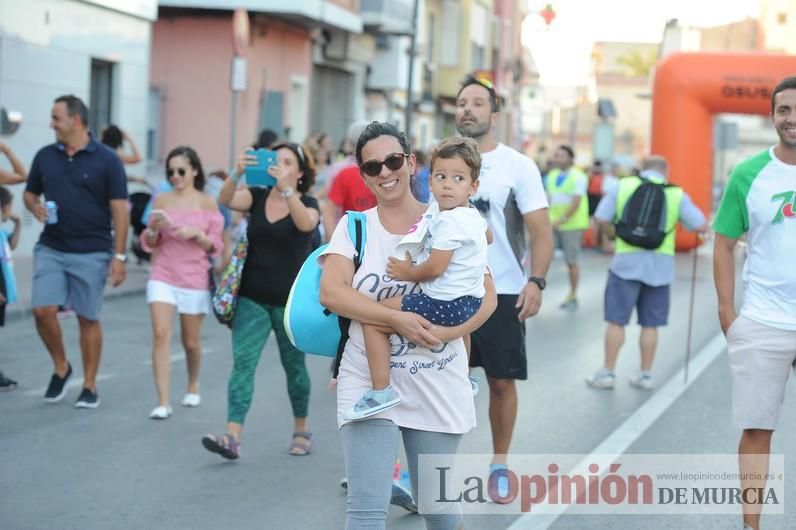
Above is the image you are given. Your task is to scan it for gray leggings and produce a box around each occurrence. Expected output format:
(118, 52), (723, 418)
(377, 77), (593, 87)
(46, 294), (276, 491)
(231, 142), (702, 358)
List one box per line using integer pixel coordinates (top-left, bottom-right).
(341, 419), (463, 530)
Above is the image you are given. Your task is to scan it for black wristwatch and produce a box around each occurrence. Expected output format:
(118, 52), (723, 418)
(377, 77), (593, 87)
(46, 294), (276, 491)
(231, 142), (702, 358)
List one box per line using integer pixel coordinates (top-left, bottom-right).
(528, 276), (546, 290)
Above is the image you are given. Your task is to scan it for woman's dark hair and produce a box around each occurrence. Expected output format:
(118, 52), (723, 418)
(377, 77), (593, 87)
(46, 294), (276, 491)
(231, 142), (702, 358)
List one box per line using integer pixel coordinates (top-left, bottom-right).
(165, 146), (205, 191)
(355, 121), (411, 165)
(101, 125), (123, 149)
(0, 186), (11, 208)
(314, 133), (332, 165)
(256, 129), (278, 149)
(271, 142), (316, 193)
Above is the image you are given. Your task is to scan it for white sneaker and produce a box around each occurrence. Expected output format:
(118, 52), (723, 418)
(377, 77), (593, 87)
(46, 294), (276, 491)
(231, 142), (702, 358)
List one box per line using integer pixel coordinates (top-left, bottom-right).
(344, 386), (402, 421)
(181, 393), (201, 407)
(149, 405), (173, 419)
(629, 374), (654, 390)
(586, 368), (616, 389)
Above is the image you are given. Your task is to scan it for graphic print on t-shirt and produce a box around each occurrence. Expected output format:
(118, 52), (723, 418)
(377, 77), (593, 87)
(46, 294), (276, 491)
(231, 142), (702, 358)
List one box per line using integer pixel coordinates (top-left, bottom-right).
(770, 190), (796, 224)
(352, 270), (448, 360)
(471, 197), (490, 214)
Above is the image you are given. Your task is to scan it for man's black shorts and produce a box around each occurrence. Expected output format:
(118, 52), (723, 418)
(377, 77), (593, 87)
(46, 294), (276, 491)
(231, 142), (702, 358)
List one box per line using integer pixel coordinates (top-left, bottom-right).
(469, 294), (527, 380)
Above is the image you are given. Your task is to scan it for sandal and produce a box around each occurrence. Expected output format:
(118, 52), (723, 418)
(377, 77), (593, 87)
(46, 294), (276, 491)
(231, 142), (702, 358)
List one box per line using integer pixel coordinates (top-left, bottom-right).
(201, 433), (240, 460)
(289, 431), (312, 456)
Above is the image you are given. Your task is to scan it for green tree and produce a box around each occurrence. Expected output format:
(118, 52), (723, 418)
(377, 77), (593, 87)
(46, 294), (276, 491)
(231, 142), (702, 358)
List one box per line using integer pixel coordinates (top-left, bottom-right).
(617, 49), (658, 77)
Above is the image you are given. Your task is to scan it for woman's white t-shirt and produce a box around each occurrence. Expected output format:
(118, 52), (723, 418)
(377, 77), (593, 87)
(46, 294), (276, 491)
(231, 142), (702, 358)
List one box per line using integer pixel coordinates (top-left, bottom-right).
(321, 207), (477, 433)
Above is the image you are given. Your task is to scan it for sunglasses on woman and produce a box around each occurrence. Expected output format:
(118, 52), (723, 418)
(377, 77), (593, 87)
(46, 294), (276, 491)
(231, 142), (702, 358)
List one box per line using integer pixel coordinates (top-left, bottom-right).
(359, 152), (409, 177)
(166, 168), (188, 178)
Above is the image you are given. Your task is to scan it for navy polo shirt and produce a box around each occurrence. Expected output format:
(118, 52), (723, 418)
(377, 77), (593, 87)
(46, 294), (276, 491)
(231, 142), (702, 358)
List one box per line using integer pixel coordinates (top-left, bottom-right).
(26, 137), (128, 253)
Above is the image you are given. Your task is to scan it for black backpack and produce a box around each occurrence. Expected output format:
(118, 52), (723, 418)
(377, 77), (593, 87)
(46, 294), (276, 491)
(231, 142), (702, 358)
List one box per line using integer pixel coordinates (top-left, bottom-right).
(614, 180), (676, 250)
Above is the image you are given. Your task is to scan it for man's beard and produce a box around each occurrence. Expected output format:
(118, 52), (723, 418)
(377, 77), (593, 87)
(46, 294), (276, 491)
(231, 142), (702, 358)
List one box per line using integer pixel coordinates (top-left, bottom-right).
(456, 119), (490, 139)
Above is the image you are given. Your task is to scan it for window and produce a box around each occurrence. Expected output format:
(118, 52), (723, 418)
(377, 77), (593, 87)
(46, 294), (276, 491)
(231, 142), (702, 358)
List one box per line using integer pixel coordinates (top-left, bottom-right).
(426, 13), (435, 63)
(259, 90), (285, 137)
(471, 44), (486, 70)
(375, 34), (390, 50)
(289, 77), (308, 143)
(89, 59), (114, 135)
(470, 3), (488, 70)
(147, 88), (161, 163)
(440, 0), (460, 66)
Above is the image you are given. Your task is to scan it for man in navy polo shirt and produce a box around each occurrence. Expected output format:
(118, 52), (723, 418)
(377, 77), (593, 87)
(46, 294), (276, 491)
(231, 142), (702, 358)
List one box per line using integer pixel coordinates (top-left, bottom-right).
(24, 95), (129, 409)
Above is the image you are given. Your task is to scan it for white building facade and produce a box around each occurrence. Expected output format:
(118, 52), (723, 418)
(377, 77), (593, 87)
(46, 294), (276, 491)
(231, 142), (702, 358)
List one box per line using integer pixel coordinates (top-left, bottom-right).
(0, 0), (156, 257)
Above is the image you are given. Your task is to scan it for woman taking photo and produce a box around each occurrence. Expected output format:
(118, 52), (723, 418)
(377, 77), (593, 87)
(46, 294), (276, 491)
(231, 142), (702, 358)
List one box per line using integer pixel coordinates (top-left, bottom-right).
(202, 142), (319, 459)
(142, 146), (223, 419)
(320, 122), (497, 529)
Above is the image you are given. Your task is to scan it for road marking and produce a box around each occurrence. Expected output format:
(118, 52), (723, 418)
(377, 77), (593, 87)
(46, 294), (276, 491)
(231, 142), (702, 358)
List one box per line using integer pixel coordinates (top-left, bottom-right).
(143, 347), (215, 365)
(23, 373), (115, 397)
(508, 332), (727, 529)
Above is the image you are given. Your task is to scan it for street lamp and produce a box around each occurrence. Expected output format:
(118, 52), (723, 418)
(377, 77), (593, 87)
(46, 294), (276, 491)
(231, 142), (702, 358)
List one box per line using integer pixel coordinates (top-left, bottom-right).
(405, 0), (420, 144)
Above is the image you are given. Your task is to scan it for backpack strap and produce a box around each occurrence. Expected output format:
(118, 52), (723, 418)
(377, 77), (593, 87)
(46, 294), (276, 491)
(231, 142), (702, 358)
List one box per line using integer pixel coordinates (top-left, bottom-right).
(333, 211), (367, 378)
(347, 211), (367, 269)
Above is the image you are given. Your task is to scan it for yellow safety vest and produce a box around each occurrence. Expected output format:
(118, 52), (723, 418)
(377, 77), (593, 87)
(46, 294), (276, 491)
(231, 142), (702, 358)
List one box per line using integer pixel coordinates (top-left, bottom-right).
(546, 167), (590, 231)
(614, 176), (683, 256)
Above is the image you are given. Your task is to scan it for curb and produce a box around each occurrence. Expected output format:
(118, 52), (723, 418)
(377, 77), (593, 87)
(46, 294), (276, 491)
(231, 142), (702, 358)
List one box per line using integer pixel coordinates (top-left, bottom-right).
(4, 286), (147, 324)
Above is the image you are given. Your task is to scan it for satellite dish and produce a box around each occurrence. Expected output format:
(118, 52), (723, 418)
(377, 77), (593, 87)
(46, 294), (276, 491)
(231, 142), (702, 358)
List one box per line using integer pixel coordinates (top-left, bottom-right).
(1, 107), (22, 135)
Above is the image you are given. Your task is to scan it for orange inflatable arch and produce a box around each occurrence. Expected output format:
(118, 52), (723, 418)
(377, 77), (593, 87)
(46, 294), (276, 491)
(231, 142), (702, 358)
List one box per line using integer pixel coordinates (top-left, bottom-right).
(650, 52), (796, 250)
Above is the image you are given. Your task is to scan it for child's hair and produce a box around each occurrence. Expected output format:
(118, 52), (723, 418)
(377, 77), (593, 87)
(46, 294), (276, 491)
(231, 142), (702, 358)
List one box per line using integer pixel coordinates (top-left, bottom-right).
(0, 186), (11, 208)
(430, 136), (482, 181)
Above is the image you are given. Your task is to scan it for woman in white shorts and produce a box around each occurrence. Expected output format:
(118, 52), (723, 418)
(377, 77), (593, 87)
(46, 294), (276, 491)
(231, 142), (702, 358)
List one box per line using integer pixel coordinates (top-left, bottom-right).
(141, 146), (224, 419)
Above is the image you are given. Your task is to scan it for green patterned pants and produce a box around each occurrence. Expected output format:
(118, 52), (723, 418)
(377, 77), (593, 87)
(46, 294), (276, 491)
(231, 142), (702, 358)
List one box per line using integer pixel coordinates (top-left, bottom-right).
(227, 296), (310, 424)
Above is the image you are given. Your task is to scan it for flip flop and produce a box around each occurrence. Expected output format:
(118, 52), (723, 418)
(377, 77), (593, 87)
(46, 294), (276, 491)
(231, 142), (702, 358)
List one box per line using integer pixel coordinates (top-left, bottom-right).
(289, 431), (312, 456)
(201, 433), (240, 460)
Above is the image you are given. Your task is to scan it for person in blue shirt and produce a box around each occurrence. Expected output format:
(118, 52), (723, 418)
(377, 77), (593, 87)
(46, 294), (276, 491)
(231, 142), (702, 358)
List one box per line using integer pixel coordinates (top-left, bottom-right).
(586, 156), (707, 391)
(23, 95), (129, 408)
(410, 149), (430, 203)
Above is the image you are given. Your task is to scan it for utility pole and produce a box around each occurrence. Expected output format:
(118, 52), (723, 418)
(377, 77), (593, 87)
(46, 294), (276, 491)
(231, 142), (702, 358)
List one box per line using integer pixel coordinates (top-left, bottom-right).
(230, 9), (249, 168)
(404, 0), (420, 143)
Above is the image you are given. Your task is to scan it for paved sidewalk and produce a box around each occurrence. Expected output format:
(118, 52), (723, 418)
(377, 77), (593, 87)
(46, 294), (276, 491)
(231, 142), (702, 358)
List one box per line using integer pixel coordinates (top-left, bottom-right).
(5, 254), (149, 322)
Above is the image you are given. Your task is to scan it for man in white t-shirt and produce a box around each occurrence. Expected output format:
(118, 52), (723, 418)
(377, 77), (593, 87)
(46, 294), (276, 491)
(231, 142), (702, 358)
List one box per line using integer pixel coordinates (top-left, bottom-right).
(455, 75), (553, 489)
(713, 76), (796, 530)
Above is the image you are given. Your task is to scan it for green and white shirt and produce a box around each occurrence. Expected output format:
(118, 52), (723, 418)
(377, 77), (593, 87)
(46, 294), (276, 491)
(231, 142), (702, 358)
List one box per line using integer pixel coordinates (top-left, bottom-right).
(713, 146), (796, 330)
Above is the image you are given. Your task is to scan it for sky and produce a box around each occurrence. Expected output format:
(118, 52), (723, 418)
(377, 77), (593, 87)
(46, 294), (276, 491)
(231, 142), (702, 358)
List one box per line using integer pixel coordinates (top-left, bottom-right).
(522, 0), (761, 86)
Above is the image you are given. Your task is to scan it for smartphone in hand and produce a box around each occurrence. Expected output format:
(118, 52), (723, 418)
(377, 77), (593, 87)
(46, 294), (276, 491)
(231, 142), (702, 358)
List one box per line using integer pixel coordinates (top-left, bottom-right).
(150, 209), (171, 225)
(245, 149), (278, 187)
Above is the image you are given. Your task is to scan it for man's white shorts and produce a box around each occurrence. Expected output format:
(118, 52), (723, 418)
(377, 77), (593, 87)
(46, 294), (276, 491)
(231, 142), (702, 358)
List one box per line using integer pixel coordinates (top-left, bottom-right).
(727, 315), (796, 430)
(146, 280), (210, 315)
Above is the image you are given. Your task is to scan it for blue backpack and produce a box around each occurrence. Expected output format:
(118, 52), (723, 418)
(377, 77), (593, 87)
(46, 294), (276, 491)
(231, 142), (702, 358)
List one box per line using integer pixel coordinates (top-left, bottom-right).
(284, 212), (367, 357)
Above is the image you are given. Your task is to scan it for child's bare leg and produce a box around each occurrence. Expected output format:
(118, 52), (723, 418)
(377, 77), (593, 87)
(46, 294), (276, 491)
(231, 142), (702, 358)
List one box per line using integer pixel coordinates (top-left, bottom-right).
(361, 296), (406, 390)
(362, 324), (393, 390)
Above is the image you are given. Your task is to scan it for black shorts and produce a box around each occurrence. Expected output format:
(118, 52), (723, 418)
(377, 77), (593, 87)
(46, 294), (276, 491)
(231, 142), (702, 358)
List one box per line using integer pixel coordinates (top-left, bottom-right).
(587, 193), (602, 216)
(469, 294), (527, 380)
